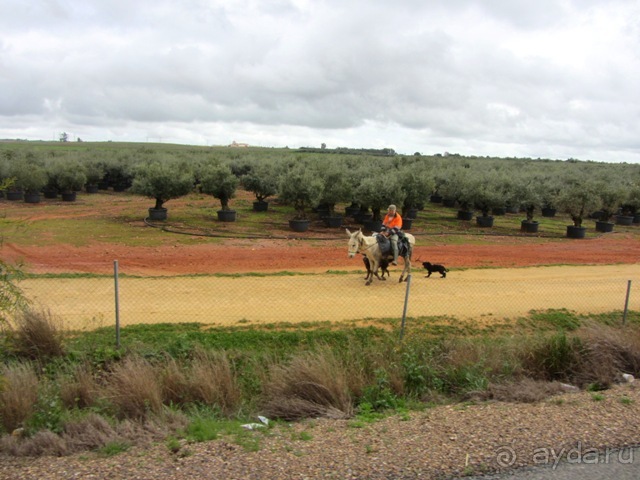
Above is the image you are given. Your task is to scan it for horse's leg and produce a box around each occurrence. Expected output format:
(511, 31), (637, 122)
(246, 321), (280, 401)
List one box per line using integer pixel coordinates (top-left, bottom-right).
(366, 257), (380, 285)
(398, 252), (412, 283)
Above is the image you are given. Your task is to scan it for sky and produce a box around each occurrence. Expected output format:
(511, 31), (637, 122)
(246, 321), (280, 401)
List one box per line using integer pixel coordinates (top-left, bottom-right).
(1, 0), (639, 163)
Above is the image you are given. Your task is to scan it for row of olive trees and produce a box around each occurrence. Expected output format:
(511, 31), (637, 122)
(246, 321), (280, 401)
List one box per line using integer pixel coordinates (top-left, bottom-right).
(2, 146), (640, 233)
(434, 160), (640, 230)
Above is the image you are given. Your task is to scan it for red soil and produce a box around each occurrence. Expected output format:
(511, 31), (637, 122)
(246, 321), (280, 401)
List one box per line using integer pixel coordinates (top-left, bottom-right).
(4, 233), (639, 276)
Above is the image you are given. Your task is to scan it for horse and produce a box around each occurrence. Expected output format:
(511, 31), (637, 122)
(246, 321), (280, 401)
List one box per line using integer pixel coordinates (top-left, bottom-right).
(346, 228), (415, 285)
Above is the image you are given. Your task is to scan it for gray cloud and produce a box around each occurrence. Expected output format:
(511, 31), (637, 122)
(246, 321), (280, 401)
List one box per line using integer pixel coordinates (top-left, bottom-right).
(0, 0), (639, 162)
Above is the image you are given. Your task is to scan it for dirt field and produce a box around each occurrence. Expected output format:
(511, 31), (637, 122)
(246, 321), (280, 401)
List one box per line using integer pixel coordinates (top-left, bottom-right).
(3, 194), (640, 328)
(4, 232), (640, 276)
(20, 263), (640, 329)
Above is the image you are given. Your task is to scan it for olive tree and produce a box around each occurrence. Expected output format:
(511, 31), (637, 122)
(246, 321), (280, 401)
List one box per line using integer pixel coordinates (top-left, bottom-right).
(199, 162), (239, 211)
(511, 174), (544, 222)
(130, 159), (195, 211)
(11, 158), (48, 195)
(623, 184), (640, 217)
(594, 179), (628, 223)
(314, 159), (351, 217)
(48, 160), (87, 194)
(555, 180), (602, 228)
(355, 170), (405, 222)
(277, 161), (324, 220)
(466, 171), (505, 218)
(398, 164), (435, 216)
(241, 161), (279, 203)
(438, 166), (474, 212)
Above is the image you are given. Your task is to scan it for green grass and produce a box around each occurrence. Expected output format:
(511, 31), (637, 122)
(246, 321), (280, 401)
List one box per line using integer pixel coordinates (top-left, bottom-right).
(4, 175), (634, 250)
(185, 413), (265, 451)
(97, 441), (131, 456)
(2, 307), (640, 456)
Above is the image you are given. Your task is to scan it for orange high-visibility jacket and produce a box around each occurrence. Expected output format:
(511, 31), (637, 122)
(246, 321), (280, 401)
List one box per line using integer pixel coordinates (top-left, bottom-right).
(382, 213), (403, 230)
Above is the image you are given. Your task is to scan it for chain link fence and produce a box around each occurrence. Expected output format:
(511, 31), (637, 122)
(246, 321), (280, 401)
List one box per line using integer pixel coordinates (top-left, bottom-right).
(19, 261), (638, 333)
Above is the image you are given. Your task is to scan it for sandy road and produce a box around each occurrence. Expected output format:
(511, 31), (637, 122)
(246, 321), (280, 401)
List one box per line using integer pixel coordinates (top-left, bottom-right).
(20, 264), (640, 330)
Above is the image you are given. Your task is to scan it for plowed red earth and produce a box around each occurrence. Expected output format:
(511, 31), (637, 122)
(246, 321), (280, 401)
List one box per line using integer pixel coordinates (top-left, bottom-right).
(4, 233), (640, 276)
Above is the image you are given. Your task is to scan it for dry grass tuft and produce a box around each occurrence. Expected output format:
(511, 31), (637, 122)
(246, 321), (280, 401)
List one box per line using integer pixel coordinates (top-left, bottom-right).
(58, 363), (99, 410)
(61, 413), (118, 452)
(573, 321), (640, 388)
(104, 356), (163, 420)
(186, 350), (242, 415)
(480, 379), (567, 403)
(160, 357), (191, 406)
(261, 348), (353, 421)
(8, 307), (65, 359)
(0, 410), (190, 457)
(15, 430), (69, 456)
(0, 362), (39, 433)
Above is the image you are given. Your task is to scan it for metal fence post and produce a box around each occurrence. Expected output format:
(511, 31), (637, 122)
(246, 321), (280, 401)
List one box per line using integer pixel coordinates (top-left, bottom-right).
(400, 274), (412, 340)
(623, 280), (632, 325)
(114, 260), (120, 348)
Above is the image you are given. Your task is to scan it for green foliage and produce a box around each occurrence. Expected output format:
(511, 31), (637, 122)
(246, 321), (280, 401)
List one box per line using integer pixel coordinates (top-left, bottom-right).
(555, 179), (602, 227)
(240, 161), (278, 202)
(98, 441), (131, 456)
(313, 159), (352, 215)
(355, 170), (406, 221)
(199, 162), (239, 210)
(399, 164), (435, 213)
(26, 383), (65, 434)
(130, 159), (195, 210)
(0, 261), (28, 327)
(48, 160), (87, 193)
(529, 309), (581, 331)
(10, 156), (48, 194)
(359, 369), (402, 411)
(467, 171), (505, 216)
(595, 179), (628, 221)
(277, 161), (324, 219)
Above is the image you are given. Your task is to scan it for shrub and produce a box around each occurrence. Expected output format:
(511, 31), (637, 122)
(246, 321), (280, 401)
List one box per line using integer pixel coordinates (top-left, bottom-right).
(0, 260), (28, 329)
(58, 363), (99, 410)
(8, 308), (65, 360)
(261, 348), (353, 420)
(481, 379), (566, 403)
(104, 356), (163, 420)
(573, 322), (640, 389)
(0, 362), (39, 433)
(130, 159), (194, 210)
(186, 350), (241, 415)
(48, 160), (87, 193)
(277, 162), (324, 220)
(199, 162), (239, 211)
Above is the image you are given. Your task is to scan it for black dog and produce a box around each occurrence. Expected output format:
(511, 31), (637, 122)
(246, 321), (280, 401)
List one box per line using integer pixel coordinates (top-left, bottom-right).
(423, 261), (449, 278)
(363, 256), (391, 280)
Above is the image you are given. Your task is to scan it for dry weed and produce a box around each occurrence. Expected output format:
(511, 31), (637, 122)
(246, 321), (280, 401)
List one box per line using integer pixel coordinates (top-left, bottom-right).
(8, 307), (65, 359)
(0, 362), (39, 433)
(187, 350), (241, 414)
(480, 379), (567, 403)
(104, 356), (163, 419)
(574, 321), (640, 388)
(58, 363), (99, 409)
(261, 347), (353, 420)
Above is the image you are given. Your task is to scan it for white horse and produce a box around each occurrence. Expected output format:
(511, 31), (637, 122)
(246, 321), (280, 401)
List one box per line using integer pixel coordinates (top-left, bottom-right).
(346, 228), (415, 285)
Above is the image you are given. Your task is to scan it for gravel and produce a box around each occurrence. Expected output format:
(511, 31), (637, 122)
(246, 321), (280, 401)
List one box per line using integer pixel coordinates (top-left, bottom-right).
(1, 383), (639, 480)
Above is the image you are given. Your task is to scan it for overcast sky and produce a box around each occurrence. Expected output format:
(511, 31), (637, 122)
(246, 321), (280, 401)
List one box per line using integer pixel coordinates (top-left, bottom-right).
(1, 0), (639, 163)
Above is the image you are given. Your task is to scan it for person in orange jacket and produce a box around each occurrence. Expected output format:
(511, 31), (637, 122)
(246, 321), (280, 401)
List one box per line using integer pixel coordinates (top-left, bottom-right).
(381, 204), (403, 265)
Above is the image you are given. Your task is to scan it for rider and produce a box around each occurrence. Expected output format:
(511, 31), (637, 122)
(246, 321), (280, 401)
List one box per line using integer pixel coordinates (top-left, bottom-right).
(381, 204), (402, 265)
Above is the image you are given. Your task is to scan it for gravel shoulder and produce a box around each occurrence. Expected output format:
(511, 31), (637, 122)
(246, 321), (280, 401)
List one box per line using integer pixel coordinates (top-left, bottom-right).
(2, 384), (639, 480)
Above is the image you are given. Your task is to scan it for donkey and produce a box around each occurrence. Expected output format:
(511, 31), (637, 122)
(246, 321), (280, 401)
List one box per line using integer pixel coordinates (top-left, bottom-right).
(346, 228), (415, 285)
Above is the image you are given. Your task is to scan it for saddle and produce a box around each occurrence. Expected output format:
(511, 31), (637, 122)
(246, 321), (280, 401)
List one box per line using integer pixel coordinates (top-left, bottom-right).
(375, 232), (409, 258)
(375, 233), (391, 256)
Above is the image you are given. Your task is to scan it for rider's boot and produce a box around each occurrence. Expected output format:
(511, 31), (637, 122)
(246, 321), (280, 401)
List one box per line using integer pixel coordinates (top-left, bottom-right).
(391, 241), (398, 265)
